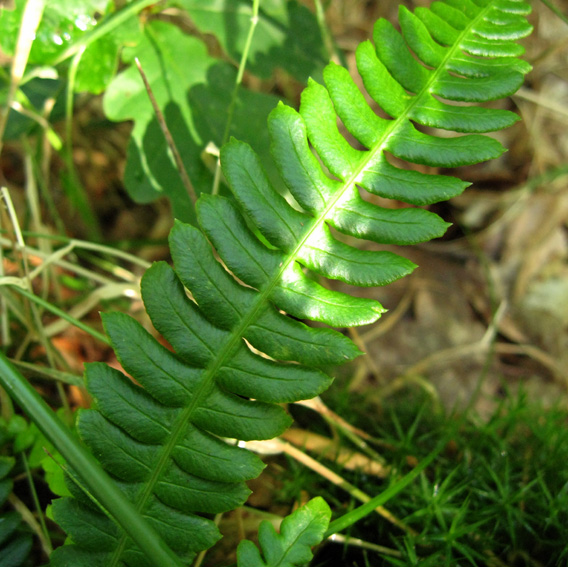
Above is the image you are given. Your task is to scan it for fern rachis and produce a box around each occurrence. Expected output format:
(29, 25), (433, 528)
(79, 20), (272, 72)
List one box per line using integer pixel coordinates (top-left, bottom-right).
(47, 0), (533, 564)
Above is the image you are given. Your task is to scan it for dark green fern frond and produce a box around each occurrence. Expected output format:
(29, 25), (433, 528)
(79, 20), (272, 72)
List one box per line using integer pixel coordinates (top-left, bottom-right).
(49, 0), (532, 564)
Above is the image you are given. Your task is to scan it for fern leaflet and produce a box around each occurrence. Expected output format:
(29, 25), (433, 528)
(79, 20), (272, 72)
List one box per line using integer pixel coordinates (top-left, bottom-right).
(237, 497), (331, 567)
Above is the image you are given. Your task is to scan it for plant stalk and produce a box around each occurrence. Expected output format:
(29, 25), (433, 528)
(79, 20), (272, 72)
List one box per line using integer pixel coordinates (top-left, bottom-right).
(0, 352), (185, 567)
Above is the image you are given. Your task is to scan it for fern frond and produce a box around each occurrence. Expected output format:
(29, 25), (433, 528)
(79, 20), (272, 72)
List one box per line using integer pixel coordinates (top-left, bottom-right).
(237, 497), (331, 567)
(49, 0), (532, 564)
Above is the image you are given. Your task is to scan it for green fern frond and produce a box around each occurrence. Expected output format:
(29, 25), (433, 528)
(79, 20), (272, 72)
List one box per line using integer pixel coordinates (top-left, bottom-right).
(237, 497), (331, 567)
(49, 0), (532, 564)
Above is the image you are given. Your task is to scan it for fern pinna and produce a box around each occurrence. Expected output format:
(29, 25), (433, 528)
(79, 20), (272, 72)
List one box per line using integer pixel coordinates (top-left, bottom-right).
(49, 0), (532, 564)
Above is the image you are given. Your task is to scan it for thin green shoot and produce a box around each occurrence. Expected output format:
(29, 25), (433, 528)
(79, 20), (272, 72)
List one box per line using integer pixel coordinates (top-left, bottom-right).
(212, 0), (260, 196)
(7, 359), (83, 386)
(62, 45), (102, 241)
(22, 452), (52, 556)
(6, 286), (110, 345)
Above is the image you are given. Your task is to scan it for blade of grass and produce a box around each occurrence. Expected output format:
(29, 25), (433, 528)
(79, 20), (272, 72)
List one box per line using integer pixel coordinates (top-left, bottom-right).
(62, 47), (102, 241)
(5, 285), (110, 345)
(0, 0), (45, 149)
(0, 352), (186, 567)
(538, 0), (568, 27)
(8, 359), (83, 386)
(0, 230), (152, 269)
(325, 437), (447, 537)
(22, 452), (52, 557)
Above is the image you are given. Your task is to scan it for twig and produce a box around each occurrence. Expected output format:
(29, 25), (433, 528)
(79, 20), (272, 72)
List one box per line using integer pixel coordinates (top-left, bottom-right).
(348, 326), (383, 382)
(326, 533), (402, 558)
(134, 57), (197, 205)
(360, 282), (415, 343)
(243, 436), (416, 536)
(192, 513), (223, 567)
(514, 87), (568, 121)
(9, 492), (52, 558)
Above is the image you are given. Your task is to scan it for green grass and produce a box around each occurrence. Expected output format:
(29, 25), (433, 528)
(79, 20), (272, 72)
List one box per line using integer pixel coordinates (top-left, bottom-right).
(276, 388), (568, 567)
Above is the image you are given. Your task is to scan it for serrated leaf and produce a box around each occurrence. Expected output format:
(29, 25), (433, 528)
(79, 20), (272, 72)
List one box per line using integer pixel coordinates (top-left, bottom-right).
(237, 497), (331, 567)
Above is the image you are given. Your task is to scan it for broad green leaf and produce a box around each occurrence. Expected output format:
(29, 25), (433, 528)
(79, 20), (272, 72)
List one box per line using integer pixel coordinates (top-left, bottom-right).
(103, 21), (215, 222)
(0, 0), (108, 64)
(74, 15), (141, 94)
(103, 23), (282, 222)
(179, 0), (327, 82)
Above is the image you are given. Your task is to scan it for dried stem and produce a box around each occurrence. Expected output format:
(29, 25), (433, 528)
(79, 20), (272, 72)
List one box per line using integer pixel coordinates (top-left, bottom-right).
(134, 57), (197, 206)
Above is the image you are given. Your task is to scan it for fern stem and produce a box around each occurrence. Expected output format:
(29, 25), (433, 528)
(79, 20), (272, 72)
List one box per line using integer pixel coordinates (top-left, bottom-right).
(0, 353), (186, 567)
(314, 0), (347, 67)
